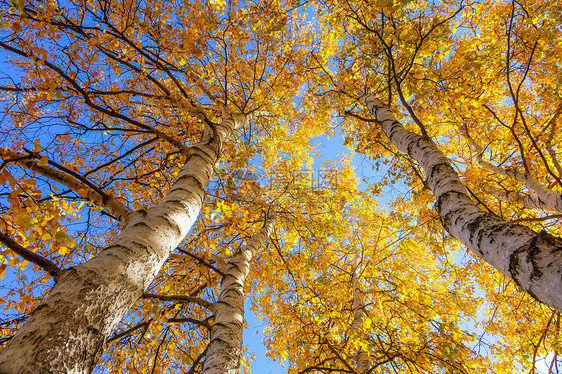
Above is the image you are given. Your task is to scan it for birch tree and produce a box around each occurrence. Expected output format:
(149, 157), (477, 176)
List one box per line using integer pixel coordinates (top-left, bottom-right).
(339, 0), (562, 311)
(2, 0), (562, 371)
(202, 216), (274, 373)
(0, 0), (312, 370)
(98, 198), (275, 373)
(0, 109), (252, 372)
(311, 0), (562, 369)
(253, 183), (494, 373)
(360, 94), (562, 312)
(351, 257), (371, 374)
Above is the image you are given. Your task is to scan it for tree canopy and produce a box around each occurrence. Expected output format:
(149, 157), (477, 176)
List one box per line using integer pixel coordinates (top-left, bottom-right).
(0, 0), (561, 372)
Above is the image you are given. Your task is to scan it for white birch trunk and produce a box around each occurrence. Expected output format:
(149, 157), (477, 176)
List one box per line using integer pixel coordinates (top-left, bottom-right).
(360, 94), (562, 312)
(351, 261), (371, 373)
(0, 113), (249, 373)
(202, 219), (274, 374)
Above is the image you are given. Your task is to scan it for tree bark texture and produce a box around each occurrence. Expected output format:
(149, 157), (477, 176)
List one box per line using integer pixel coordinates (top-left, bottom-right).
(351, 261), (371, 373)
(0, 113), (249, 374)
(202, 218), (274, 374)
(360, 94), (562, 312)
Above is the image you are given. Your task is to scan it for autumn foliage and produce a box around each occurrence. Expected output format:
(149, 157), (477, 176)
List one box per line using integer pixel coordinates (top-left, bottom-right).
(0, 0), (561, 372)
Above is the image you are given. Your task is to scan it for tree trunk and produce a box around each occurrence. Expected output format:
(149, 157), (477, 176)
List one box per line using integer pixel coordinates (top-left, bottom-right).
(0, 113), (249, 374)
(360, 94), (562, 312)
(202, 218), (274, 374)
(351, 260), (371, 373)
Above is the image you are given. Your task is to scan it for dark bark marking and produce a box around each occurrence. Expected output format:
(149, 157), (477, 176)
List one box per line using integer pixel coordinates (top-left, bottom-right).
(129, 221), (152, 230)
(174, 174), (204, 191)
(441, 206), (466, 232)
(191, 144), (219, 164)
(407, 135), (426, 157)
(509, 244), (528, 292)
(466, 214), (499, 247)
(510, 231), (562, 293)
(426, 162), (458, 191)
(435, 190), (472, 229)
(160, 208), (183, 237)
(104, 243), (142, 257)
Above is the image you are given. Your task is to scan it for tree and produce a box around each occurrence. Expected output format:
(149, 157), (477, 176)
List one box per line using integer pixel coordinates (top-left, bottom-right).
(308, 0), (562, 369)
(202, 214), (274, 374)
(2, 0), (562, 372)
(295, 0), (562, 370)
(0, 109), (250, 371)
(360, 94), (562, 312)
(254, 190), (496, 373)
(0, 0), (313, 371)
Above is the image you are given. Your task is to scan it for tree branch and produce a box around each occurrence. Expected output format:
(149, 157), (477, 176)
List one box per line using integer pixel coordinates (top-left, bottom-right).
(459, 125), (562, 213)
(0, 149), (132, 223)
(0, 232), (60, 278)
(106, 321), (150, 343)
(167, 317), (212, 331)
(142, 293), (215, 312)
(176, 249), (225, 276)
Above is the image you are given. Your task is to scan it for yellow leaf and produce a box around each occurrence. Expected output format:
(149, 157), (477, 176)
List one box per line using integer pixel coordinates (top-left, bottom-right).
(37, 156), (48, 167)
(18, 260), (28, 271)
(54, 231), (67, 241)
(65, 237), (75, 247)
(169, 253), (183, 261)
(34, 139), (42, 152)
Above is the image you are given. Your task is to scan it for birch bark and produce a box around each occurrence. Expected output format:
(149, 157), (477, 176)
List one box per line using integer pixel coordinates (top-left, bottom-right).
(202, 218), (275, 374)
(0, 113), (249, 373)
(351, 260), (371, 373)
(360, 94), (562, 312)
